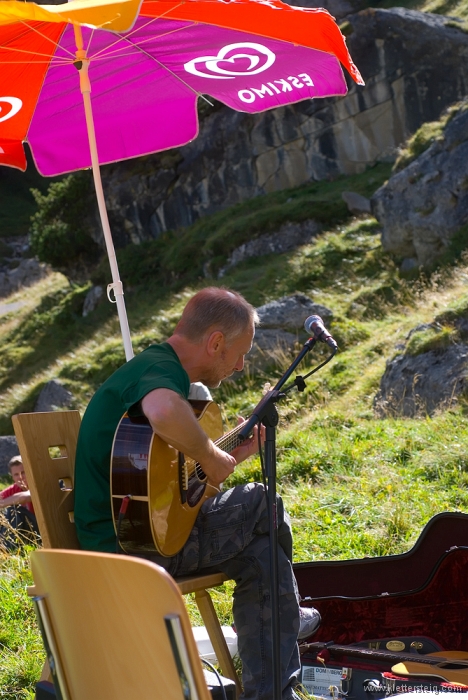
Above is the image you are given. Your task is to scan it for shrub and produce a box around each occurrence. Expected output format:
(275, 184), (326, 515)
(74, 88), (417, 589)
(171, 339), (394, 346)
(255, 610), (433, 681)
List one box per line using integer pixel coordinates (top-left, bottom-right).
(30, 172), (101, 279)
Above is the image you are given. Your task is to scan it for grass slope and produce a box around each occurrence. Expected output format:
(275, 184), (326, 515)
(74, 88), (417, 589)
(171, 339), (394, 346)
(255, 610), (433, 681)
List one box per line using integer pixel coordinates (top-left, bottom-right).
(1, 162), (468, 694)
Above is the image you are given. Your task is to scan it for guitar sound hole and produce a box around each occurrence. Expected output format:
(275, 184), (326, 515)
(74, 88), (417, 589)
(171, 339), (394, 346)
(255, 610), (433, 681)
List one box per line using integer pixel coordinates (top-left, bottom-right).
(187, 479), (206, 507)
(195, 463), (206, 481)
(180, 457), (207, 507)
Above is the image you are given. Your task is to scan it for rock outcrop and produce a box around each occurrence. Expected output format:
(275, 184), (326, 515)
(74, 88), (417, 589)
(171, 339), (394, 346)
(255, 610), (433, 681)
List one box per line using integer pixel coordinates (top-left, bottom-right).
(0, 257), (49, 299)
(82, 285), (104, 317)
(374, 312), (468, 417)
(34, 380), (74, 413)
(218, 220), (321, 277)
(96, 8), (468, 248)
(256, 294), (332, 329)
(0, 436), (20, 477)
(247, 294), (333, 369)
(247, 328), (299, 370)
(374, 344), (468, 417)
(372, 103), (468, 267)
(342, 191), (371, 215)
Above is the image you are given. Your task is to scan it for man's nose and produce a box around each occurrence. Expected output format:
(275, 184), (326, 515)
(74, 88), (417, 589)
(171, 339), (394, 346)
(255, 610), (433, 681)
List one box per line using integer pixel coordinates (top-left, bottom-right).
(234, 355), (245, 372)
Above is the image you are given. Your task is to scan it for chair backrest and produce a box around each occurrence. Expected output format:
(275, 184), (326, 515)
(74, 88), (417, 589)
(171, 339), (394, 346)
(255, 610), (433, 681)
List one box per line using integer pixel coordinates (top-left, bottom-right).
(30, 549), (212, 700)
(12, 411), (81, 549)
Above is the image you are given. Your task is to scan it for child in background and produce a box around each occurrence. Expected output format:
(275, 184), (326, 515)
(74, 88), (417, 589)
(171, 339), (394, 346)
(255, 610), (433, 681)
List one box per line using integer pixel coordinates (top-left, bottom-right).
(0, 455), (39, 549)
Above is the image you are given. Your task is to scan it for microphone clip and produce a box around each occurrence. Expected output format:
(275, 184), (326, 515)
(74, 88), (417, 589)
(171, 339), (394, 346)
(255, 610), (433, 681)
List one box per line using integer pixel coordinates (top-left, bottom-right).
(294, 376), (307, 392)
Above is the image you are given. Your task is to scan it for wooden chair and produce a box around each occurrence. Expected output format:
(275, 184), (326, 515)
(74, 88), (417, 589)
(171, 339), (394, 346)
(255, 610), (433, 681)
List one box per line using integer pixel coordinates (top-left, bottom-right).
(12, 411), (241, 694)
(30, 548), (213, 700)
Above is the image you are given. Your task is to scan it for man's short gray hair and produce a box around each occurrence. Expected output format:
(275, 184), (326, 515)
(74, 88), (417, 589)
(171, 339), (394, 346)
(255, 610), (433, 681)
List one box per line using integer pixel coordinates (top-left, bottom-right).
(175, 287), (258, 344)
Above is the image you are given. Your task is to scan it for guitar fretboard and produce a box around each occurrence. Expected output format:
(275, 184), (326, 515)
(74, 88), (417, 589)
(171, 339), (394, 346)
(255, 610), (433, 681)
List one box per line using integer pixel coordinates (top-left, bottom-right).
(215, 423), (247, 455)
(303, 642), (468, 669)
(191, 419), (252, 480)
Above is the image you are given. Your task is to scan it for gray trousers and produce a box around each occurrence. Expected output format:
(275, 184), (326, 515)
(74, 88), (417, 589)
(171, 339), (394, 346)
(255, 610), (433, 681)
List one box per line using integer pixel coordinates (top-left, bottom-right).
(150, 483), (301, 700)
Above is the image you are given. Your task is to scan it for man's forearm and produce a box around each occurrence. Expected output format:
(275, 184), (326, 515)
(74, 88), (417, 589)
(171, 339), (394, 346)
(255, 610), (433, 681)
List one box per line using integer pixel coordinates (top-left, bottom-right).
(142, 389), (214, 462)
(0, 491), (31, 508)
(141, 388), (236, 485)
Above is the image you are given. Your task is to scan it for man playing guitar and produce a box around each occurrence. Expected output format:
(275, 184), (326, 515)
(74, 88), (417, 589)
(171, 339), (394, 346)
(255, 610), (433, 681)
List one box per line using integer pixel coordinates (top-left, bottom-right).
(74, 286), (320, 700)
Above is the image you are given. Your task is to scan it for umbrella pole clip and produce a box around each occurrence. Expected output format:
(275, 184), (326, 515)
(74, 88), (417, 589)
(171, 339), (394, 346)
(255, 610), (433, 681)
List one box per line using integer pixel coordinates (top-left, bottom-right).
(73, 27), (91, 94)
(107, 282), (123, 304)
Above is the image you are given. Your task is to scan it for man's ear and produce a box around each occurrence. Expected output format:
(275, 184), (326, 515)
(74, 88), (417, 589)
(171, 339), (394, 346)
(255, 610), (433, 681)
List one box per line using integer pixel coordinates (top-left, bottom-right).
(206, 330), (225, 357)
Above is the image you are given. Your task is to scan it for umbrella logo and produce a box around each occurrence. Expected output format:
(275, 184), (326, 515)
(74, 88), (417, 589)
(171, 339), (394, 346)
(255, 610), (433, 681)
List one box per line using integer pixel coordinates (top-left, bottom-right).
(184, 42), (275, 80)
(0, 97), (22, 123)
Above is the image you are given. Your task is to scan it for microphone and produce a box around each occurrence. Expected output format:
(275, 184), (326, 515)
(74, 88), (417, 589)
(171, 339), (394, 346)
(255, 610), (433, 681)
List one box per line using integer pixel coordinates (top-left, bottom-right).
(304, 315), (338, 350)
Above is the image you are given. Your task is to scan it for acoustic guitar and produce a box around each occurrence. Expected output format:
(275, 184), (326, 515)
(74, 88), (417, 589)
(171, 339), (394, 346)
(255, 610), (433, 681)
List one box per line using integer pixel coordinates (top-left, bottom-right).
(110, 400), (246, 557)
(301, 641), (468, 686)
(392, 654), (468, 686)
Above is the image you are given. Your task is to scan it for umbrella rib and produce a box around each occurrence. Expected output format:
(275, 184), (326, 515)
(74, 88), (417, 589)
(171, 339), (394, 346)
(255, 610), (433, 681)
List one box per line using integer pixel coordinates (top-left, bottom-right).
(113, 30), (210, 103)
(88, 3), (185, 60)
(0, 43), (71, 62)
(88, 23), (194, 62)
(18, 19), (75, 58)
(0, 59), (70, 64)
(86, 25), (98, 56)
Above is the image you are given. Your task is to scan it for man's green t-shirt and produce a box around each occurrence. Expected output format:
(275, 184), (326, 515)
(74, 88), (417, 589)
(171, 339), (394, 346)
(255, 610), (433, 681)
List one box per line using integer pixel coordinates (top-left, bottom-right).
(74, 343), (190, 552)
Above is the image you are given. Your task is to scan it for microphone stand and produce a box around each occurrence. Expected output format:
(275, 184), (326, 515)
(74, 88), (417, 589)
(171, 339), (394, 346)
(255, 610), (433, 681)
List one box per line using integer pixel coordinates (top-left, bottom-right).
(238, 337), (337, 700)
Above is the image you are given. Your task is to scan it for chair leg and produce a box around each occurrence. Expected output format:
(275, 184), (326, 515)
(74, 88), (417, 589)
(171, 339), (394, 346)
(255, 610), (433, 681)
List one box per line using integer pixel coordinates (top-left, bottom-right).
(39, 658), (52, 682)
(194, 588), (242, 696)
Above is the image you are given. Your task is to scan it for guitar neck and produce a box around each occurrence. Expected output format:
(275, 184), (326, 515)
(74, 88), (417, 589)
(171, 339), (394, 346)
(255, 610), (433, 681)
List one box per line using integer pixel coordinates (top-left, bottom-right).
(215, 423), (246, 454)
(301, 642), (468, 668)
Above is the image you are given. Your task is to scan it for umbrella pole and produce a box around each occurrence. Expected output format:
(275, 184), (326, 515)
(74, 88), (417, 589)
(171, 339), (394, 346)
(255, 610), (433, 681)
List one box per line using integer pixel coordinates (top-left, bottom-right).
(74, 25), (134, 362)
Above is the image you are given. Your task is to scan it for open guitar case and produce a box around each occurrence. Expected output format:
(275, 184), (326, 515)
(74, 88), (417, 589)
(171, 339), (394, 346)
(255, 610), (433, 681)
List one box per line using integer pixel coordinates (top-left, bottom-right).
(293, 511), (468, 699)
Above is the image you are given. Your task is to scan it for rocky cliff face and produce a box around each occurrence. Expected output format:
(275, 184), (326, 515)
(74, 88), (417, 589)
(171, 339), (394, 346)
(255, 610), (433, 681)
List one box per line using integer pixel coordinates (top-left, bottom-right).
(372, 102), (468, 267)
(285, 0), (368, 21)
(95, 8), (468, 249)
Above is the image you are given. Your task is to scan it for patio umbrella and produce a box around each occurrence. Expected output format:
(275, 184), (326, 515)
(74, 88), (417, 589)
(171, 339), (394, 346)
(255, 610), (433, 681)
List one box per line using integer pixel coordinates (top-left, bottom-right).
(0, 0), (363, 360)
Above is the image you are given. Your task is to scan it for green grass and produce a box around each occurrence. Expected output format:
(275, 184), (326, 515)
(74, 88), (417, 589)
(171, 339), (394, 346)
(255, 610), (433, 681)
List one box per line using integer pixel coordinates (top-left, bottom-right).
(393, 101), (468, 173)
(372, 0), (468, 19)
(405, 324), (457, 355)
(0, 552), (42, 700)
(421, 0), (468, 20)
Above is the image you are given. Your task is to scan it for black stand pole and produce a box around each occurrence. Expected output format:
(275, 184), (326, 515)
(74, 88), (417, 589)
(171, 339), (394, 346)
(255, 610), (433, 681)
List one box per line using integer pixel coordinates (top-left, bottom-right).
(238, 337), (320, 700)
(263, 406), (281, 700)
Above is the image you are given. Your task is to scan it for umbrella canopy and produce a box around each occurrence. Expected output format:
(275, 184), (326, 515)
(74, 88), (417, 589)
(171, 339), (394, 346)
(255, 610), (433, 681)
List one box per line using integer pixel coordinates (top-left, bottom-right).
(0, 0), (363, 359)
(0, 0), (363, 174)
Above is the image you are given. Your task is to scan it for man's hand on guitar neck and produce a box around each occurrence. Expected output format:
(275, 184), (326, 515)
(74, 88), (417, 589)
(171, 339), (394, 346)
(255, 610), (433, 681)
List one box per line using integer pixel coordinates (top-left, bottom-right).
(204, 417), (265, 486)
(141, 388), (236, 488)
(230, 416), (265, 465)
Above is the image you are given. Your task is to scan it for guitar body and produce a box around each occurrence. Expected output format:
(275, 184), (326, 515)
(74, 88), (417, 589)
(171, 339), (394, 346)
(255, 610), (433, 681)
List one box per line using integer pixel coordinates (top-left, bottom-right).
(392, 652), (468, 685)
(111, 400), (223, 557)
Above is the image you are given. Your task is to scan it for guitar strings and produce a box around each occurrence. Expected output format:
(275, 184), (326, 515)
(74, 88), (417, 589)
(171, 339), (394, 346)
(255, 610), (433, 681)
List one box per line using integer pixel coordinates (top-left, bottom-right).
(184, 423), (245, 479)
